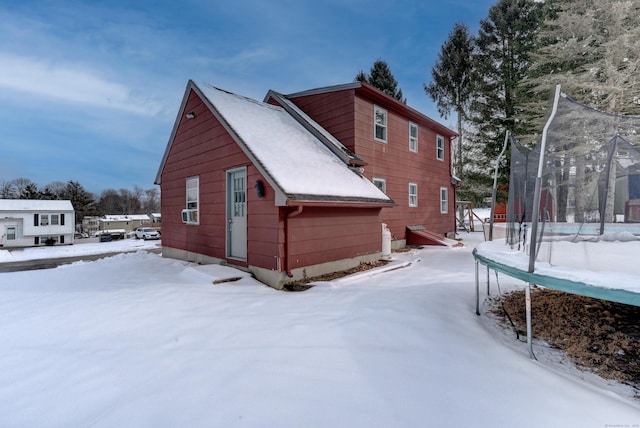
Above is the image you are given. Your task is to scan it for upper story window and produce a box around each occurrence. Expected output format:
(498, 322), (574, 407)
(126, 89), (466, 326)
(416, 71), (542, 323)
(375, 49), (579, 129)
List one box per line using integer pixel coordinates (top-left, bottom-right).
(440, 187), (449, 213)
(409, 122), (418, 152)
(373, 177), (386, 194)
(34, 213), (65, 227)
(374, 105), (387, 142)
(183, 176), (199, 224)
(436, 134), (445, 160)
(409, 182), (418, 207)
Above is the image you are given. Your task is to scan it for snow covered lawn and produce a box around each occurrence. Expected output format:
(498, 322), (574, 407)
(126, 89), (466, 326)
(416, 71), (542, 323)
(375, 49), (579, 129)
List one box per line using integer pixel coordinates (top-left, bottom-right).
(0, 237), (160, 263)
(0, 233), (638, 427)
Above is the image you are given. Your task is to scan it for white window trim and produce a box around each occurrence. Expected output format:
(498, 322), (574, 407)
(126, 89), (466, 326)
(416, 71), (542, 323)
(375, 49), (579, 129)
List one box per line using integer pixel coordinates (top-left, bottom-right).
(436, 134), (445, 161)
(409, 122), (418, 153)
(440, 186), (449, 214)
(184, 176), (200, 225)
(372, 177), (386, 194)
(374, 105), (387, 143)
(409, 182), (418, 207)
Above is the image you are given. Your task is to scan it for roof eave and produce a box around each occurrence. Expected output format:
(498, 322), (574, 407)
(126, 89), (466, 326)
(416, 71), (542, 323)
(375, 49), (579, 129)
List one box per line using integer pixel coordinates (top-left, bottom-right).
(155, 81), (290, 201)
(286, 81), (457, 138)
(154, 80), (197, 185)
(283, 194), (396, 208)
(356, 82), (458, 138)
(284, 82), (362, 99)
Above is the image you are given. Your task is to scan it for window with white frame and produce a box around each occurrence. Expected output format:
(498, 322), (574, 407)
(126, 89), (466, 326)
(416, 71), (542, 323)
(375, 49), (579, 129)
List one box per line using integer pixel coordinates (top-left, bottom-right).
(35, 214), (64, 227)
(373, 177), (386, 194)
(184, 176), (199, 224)
(6, 227), (16, 240)
(436, 134), (445, 160)
(374, 105), (387, 142)
(440, 187), (448, 213)
(409, 122), (418, 152)
(409, 183), (418, 207)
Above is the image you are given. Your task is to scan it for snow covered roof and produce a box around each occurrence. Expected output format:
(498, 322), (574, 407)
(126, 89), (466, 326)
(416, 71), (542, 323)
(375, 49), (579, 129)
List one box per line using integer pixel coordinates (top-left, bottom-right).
(170, 81), (393, 206)
(102, 214), (151, 222)
(264, 90), (366, 166)
(0, 199), (74, 212)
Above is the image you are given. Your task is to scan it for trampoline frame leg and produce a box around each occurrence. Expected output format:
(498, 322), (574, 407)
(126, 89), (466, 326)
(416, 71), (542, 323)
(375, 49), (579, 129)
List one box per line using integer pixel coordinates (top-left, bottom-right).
(475, 263), (493, 316)
(486, 266), (490, 296)
(526, 283), (537, 360)
(475, 260), (480, 315)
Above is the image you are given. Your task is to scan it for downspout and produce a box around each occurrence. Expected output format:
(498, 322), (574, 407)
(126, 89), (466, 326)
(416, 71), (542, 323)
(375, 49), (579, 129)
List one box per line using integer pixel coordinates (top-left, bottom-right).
(284, 205), (303, 277)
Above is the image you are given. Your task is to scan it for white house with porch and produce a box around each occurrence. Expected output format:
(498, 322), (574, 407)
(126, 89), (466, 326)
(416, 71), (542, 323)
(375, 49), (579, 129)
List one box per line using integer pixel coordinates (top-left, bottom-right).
(0, 199), (75, 248)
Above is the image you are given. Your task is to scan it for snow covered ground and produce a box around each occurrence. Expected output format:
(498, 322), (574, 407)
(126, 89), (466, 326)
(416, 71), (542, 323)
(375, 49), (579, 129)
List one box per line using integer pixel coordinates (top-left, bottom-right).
(0, 237), (160, 263)
(0, 230), (639, 427)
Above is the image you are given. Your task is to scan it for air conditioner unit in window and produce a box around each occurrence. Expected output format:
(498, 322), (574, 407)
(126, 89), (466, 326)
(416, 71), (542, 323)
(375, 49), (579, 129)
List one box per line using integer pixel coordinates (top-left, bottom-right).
(181, 209), (198, 223)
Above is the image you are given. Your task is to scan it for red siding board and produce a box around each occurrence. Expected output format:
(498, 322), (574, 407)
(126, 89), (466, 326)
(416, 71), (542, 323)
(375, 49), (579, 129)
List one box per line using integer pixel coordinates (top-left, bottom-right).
(289, 91), (357, 152)
(286, 207), (382, 270)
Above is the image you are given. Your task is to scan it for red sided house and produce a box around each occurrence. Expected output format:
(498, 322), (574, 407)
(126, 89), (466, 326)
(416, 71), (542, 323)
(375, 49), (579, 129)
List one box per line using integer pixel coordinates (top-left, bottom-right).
(155, 80), (457, 288)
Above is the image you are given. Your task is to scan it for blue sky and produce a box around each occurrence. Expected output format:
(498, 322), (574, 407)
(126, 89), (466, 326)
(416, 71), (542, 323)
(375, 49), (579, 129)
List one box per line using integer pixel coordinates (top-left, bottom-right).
(0, 0), (496, 195)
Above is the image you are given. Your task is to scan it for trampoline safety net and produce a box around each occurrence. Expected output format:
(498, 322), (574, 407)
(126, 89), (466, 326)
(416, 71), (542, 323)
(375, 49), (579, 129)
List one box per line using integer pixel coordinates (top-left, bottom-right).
(505, 92), (640, 271)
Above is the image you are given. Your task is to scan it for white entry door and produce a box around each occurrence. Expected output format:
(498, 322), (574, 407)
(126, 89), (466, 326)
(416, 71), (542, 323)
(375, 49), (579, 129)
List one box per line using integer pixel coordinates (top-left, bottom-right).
(227, 168), (247, 260)
(2, 225), (16, 246)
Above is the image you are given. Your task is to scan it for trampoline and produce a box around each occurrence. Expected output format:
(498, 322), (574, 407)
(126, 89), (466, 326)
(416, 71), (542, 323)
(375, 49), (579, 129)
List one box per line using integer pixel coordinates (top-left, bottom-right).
(474, 85), (640, 359)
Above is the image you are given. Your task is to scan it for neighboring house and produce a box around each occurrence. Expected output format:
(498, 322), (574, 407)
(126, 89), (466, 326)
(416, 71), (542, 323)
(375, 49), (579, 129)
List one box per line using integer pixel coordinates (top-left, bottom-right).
(99, 214), (152, 233)
(0, 199), (75, 248)
(82, 215), (100, 236)
(155, 80), (457, 288)
(150, 213), (161, 224)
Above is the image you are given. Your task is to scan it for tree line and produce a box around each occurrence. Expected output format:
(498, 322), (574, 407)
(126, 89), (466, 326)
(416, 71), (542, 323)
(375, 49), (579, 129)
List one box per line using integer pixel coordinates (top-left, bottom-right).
(360, 0), (639, 205)
(0, 178), (159, 224)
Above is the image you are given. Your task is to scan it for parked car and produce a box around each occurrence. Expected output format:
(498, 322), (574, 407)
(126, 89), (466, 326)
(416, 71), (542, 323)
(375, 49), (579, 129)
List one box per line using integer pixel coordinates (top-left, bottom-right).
(134, 227), (160, 240)
(99, 234), (113, 242)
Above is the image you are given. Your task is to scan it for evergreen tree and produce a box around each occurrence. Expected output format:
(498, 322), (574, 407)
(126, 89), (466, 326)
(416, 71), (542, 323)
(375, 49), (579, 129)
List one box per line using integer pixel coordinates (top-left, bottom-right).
(356, 59), (406, 103)
(42, 181), (67, 199)
(11, 178), (36, 199)
(524, 0), (640, 222)
(424, 22), (474, 176)
(529, 0), (640, 114)
(62, 180), (97, 225)
(469, 0), (544, 198)
(20, 183), (40, 200)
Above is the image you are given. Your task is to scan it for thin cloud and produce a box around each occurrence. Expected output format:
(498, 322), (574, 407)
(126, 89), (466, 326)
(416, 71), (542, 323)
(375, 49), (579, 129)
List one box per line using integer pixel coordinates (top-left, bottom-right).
(0, 53), (163, 116)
